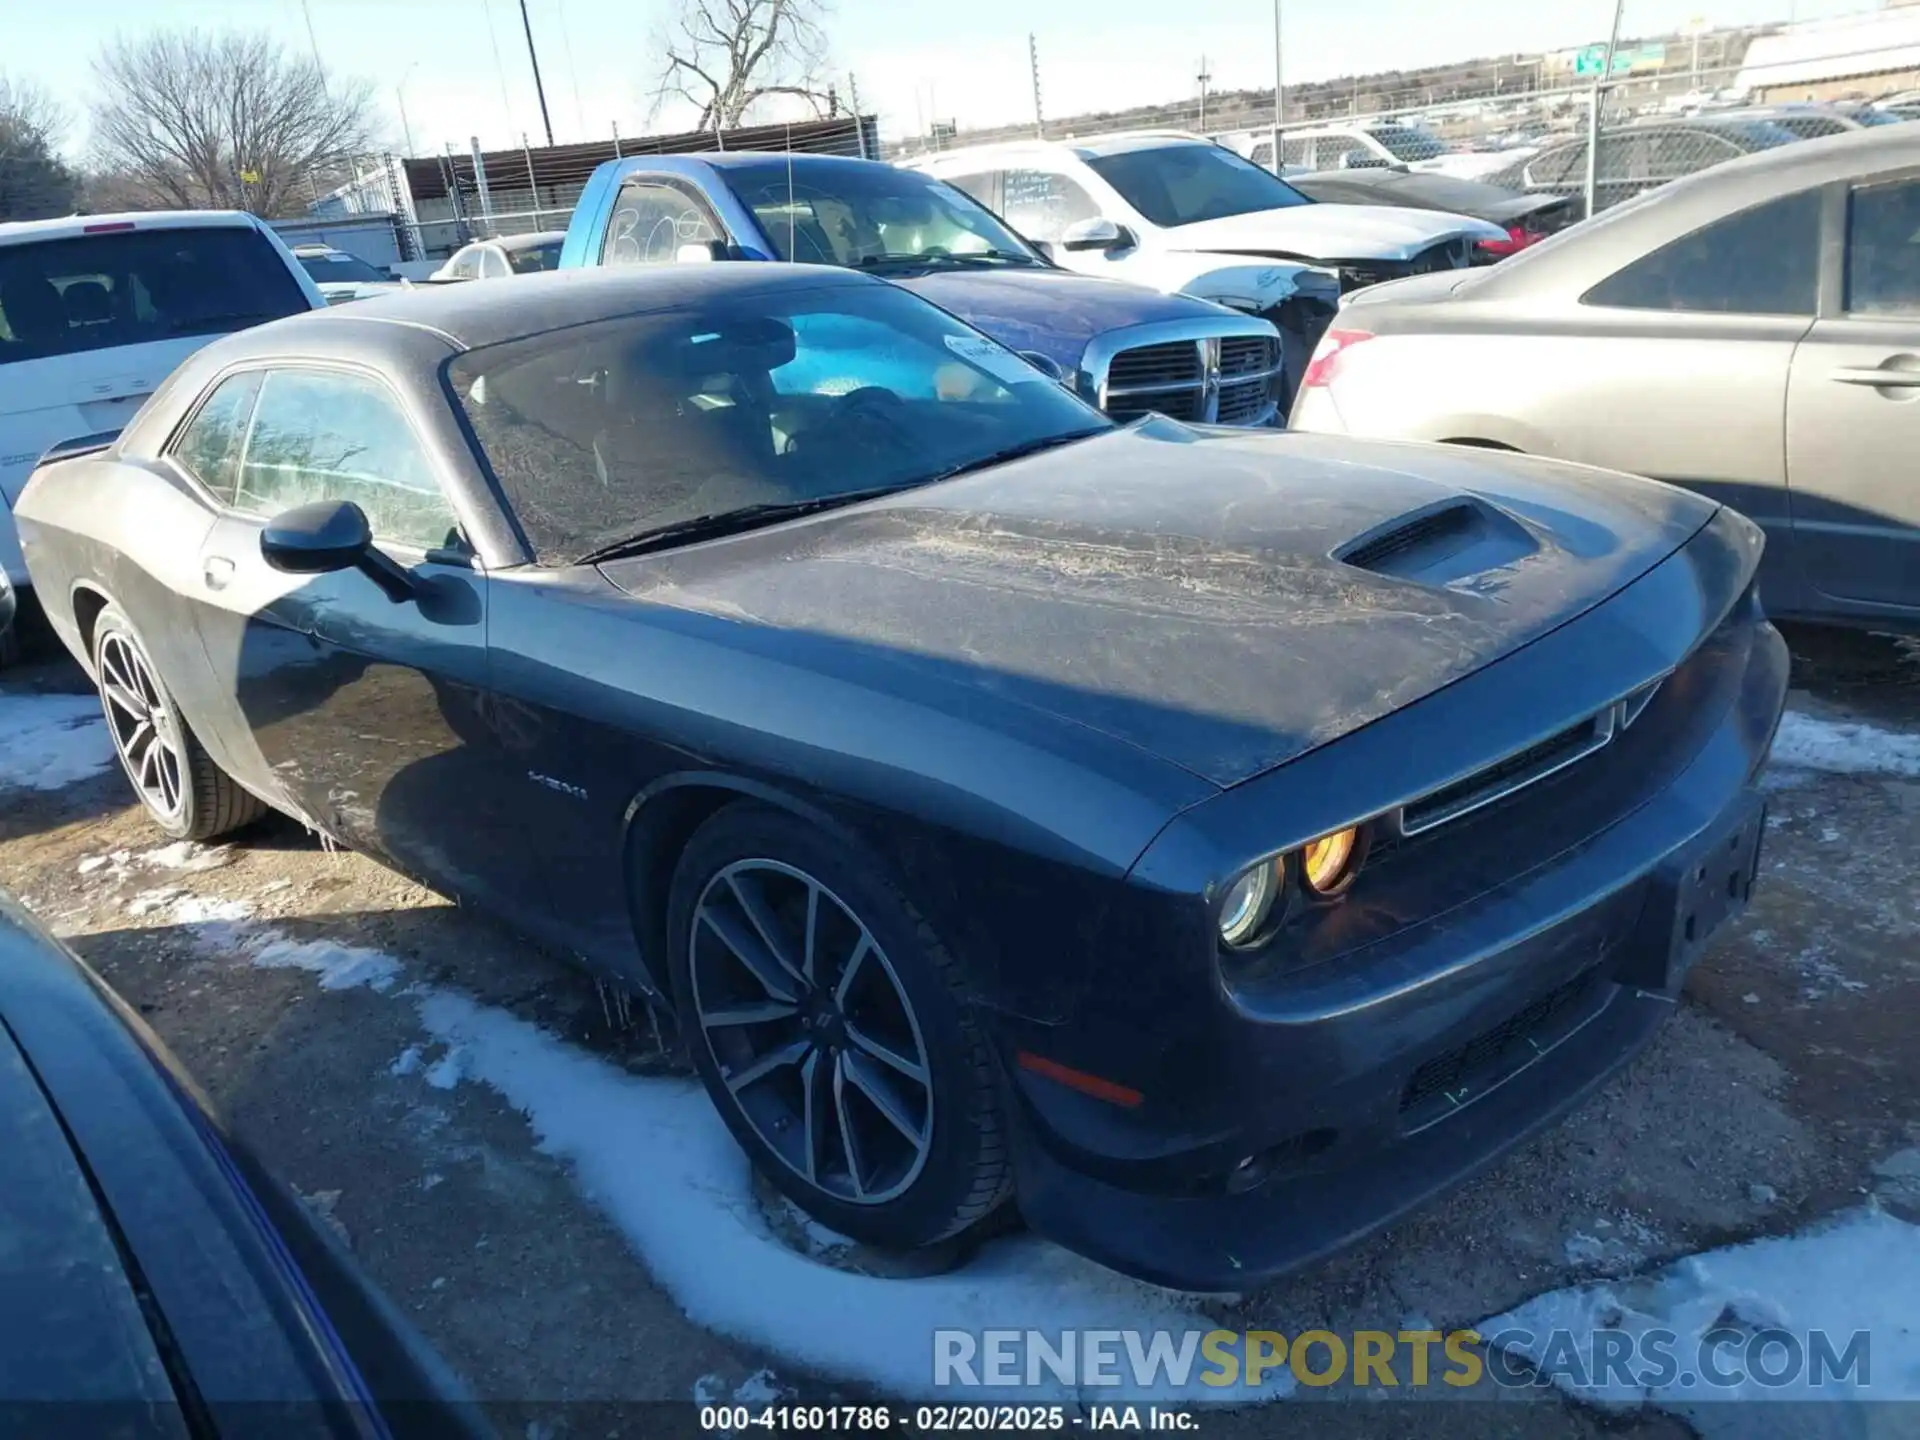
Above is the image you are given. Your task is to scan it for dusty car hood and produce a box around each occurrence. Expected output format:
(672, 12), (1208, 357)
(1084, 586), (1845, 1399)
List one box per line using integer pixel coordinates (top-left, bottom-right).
(1161, 204), (1505, 262)
(601, 422), (1715, 788)
(892, 268), (1233, 372)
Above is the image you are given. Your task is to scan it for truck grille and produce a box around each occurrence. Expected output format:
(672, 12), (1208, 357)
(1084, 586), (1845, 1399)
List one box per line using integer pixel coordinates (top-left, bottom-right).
(1099, 334), (1281, 427)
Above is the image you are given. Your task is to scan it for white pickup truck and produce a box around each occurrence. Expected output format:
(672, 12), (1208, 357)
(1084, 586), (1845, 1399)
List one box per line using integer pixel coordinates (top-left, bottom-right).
(0, 210), (324, 658)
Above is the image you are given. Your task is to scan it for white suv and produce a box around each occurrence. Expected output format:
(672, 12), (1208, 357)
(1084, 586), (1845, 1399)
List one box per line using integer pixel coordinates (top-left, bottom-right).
(0, 211), (323, 657)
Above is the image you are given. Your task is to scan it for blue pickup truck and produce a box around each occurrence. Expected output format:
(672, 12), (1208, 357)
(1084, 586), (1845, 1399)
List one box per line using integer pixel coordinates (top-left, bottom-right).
(558, 152), (1289, 426)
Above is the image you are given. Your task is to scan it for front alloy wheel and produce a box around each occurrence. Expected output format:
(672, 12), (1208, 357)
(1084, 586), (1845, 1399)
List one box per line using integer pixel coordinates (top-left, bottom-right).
(667, 804), (1010, 1251)
(692, 859), (935, 1205)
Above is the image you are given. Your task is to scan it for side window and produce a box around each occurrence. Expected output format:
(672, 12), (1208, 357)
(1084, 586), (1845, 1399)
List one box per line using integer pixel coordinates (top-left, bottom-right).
(481, 247), (511, 279)
(601, 180), (721, 265)
(235, 370), (459, 551)
(1583, 189), (1821, 315)
(998, 168), (1100, 242)
(1249, 141), (1274, 170)
(939, 172), (999, 210)
(169, 371), (263, 504)
(1846, 178), (1920, 316)
(1526, 143), (1585, 187)
(1280, 138), (1313, 170)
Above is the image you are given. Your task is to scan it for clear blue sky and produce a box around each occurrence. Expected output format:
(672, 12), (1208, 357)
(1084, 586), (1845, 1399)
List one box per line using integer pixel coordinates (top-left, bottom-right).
(16, 0), (1879, 158)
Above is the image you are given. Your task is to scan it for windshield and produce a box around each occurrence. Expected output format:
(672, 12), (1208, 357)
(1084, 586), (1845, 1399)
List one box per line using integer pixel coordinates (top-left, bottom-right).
(1084, 144), (1314, 228)
(507, 240), (563, 274)
(722, 160), (1041, 268)
(298, 251), (389, 284)
(1369, 125), (1446, 162)
(452, 279), (1108, 565)
(0, 227), (310, 366)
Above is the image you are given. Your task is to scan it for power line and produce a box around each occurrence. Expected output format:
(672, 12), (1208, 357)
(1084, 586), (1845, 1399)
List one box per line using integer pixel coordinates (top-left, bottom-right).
(555, 0), (587, 139)
(479, 0), (518, 140)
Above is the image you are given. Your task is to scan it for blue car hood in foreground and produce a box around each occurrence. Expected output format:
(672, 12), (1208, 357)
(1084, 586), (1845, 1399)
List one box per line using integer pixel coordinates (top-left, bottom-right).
(602, 422), (1724, 788)
(890, 267), (1239, 373)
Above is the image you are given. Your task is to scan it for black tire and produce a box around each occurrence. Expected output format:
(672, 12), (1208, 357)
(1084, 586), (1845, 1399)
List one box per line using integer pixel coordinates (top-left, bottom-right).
(92, 603), (267, 841)
(666, 802), (1011, 1251)
(0, 622), (19, 670)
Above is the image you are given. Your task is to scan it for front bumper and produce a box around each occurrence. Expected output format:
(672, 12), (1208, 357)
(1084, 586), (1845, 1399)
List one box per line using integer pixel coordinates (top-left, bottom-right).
(995, 567), (1787, 1291)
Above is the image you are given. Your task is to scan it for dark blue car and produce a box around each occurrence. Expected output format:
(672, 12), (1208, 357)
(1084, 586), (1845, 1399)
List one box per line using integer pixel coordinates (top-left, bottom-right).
(17, 264), (1786, 1292)
(558, 152), (1288, 426)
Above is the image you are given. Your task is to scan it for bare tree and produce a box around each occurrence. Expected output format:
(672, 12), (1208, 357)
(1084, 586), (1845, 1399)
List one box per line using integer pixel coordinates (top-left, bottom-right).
(653, 0), (834, 131)
(0, 74), (79, 221)
(87, 30), (379, 218)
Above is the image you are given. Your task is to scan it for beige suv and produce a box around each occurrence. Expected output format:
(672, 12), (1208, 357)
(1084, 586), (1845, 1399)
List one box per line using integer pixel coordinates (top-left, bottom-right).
(1289, 127), (1920, 631)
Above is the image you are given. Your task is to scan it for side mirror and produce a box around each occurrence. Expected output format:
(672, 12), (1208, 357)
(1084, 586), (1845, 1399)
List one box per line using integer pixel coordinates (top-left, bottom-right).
(1029, 238), (1057, 263)
(1059, 217), (1132, 253)
(1015, 350), (1067, 384)
(261, 499), (417, 603)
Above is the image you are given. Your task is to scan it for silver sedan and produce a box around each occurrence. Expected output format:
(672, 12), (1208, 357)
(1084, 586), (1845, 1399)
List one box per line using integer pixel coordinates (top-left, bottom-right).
(1289, 127), (1920, 631)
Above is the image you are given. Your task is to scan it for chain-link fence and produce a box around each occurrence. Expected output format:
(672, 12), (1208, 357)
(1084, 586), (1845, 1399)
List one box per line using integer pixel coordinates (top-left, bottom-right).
(885, 1), (1920, 219)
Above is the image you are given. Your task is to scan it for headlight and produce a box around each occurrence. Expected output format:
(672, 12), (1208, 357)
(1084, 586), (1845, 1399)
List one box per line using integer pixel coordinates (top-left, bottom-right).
(1218, 856), (1282, 948)
(1301, 826), (1361, 895)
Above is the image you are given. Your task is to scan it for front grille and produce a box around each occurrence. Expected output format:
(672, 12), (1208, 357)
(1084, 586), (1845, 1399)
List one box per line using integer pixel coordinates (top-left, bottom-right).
(1401, 712), (1612, 836)
(1106, 341), (1203, 393)
(1219, 335), (1276, 378)
(1401, 968), (1601, 1121)
(1100, 334), (1279, 427)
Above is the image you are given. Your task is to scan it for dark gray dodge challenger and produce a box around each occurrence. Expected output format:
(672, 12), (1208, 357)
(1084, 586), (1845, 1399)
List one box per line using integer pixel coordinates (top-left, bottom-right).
(14, 263), (1787, 1291)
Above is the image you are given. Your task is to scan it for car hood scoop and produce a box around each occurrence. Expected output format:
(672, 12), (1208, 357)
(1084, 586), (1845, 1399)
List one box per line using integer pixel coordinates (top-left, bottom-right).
(601, 422), (1715, 788)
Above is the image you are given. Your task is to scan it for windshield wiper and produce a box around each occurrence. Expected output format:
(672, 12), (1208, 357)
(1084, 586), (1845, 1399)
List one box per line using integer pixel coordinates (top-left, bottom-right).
(923, 428), (1106, 485)
(860, 250), (1037, 270)
(576, 484), (922, 566)
(167, 310), (290, 333)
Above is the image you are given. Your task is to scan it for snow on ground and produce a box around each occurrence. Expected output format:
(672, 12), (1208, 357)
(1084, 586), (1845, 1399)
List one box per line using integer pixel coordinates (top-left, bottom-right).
(412, 988), (1245, 1404)
(1769, 713), (1920, 780)
(0, 691), (113, 791)
(1481, 1207), (1920, 1435)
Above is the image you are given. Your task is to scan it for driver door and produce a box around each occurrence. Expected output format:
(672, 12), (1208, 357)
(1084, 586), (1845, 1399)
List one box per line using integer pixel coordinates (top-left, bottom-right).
(185, 365), (518, 904)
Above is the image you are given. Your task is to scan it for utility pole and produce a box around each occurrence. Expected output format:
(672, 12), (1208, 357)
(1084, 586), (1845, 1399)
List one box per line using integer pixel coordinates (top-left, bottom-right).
(520, 0), (555, 148)
(1272, 0), (1284, 128)
(1584, 0), (1626, 220)
(1197, 56), (1211, 133)
(299, 0), (324, 72)
(1029, 33), (1044, 138)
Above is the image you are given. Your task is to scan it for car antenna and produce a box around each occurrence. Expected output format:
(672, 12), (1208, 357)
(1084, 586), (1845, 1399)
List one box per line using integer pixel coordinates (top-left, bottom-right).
(785, 120), (797, 261)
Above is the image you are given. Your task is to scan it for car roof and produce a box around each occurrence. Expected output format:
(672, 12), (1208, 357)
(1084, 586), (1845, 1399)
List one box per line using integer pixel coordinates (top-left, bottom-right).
(493, 230), (568, 251)
(0, 210), (266, 247)
(914, 132), (1214, 165)
(209, 261), (874, 355)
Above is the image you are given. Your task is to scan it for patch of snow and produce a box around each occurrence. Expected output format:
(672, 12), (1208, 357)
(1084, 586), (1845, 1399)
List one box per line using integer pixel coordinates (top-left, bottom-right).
(126, 885), (186, 917)
(693, 1374), (727, 1406)
(1747, 1183), (1778, 1207)
(141, 841), (232, 872)
(250, 935), (401, 992)
(390, 1044), (424, 1077)
(77, 850), (131, 877)
(0, 692), (113, 791)
(1770, 713), (1920, 780)
(1482, 1207), (1920, 1427)
(414, 989), (1247, 1403)
(170, 895), (255, 928)
(423, 1045), (465, 1089)
(734, 1369), (784, 1404)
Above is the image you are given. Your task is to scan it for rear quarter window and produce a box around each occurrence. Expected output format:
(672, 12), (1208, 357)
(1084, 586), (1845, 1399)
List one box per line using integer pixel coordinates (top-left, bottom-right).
(0, 227), (310, 366)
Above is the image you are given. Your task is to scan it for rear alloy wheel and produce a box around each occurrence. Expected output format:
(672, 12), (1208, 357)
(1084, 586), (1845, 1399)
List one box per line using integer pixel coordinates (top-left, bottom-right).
(667, 804), (1010, 1251)
(92, 605), (266, 841)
